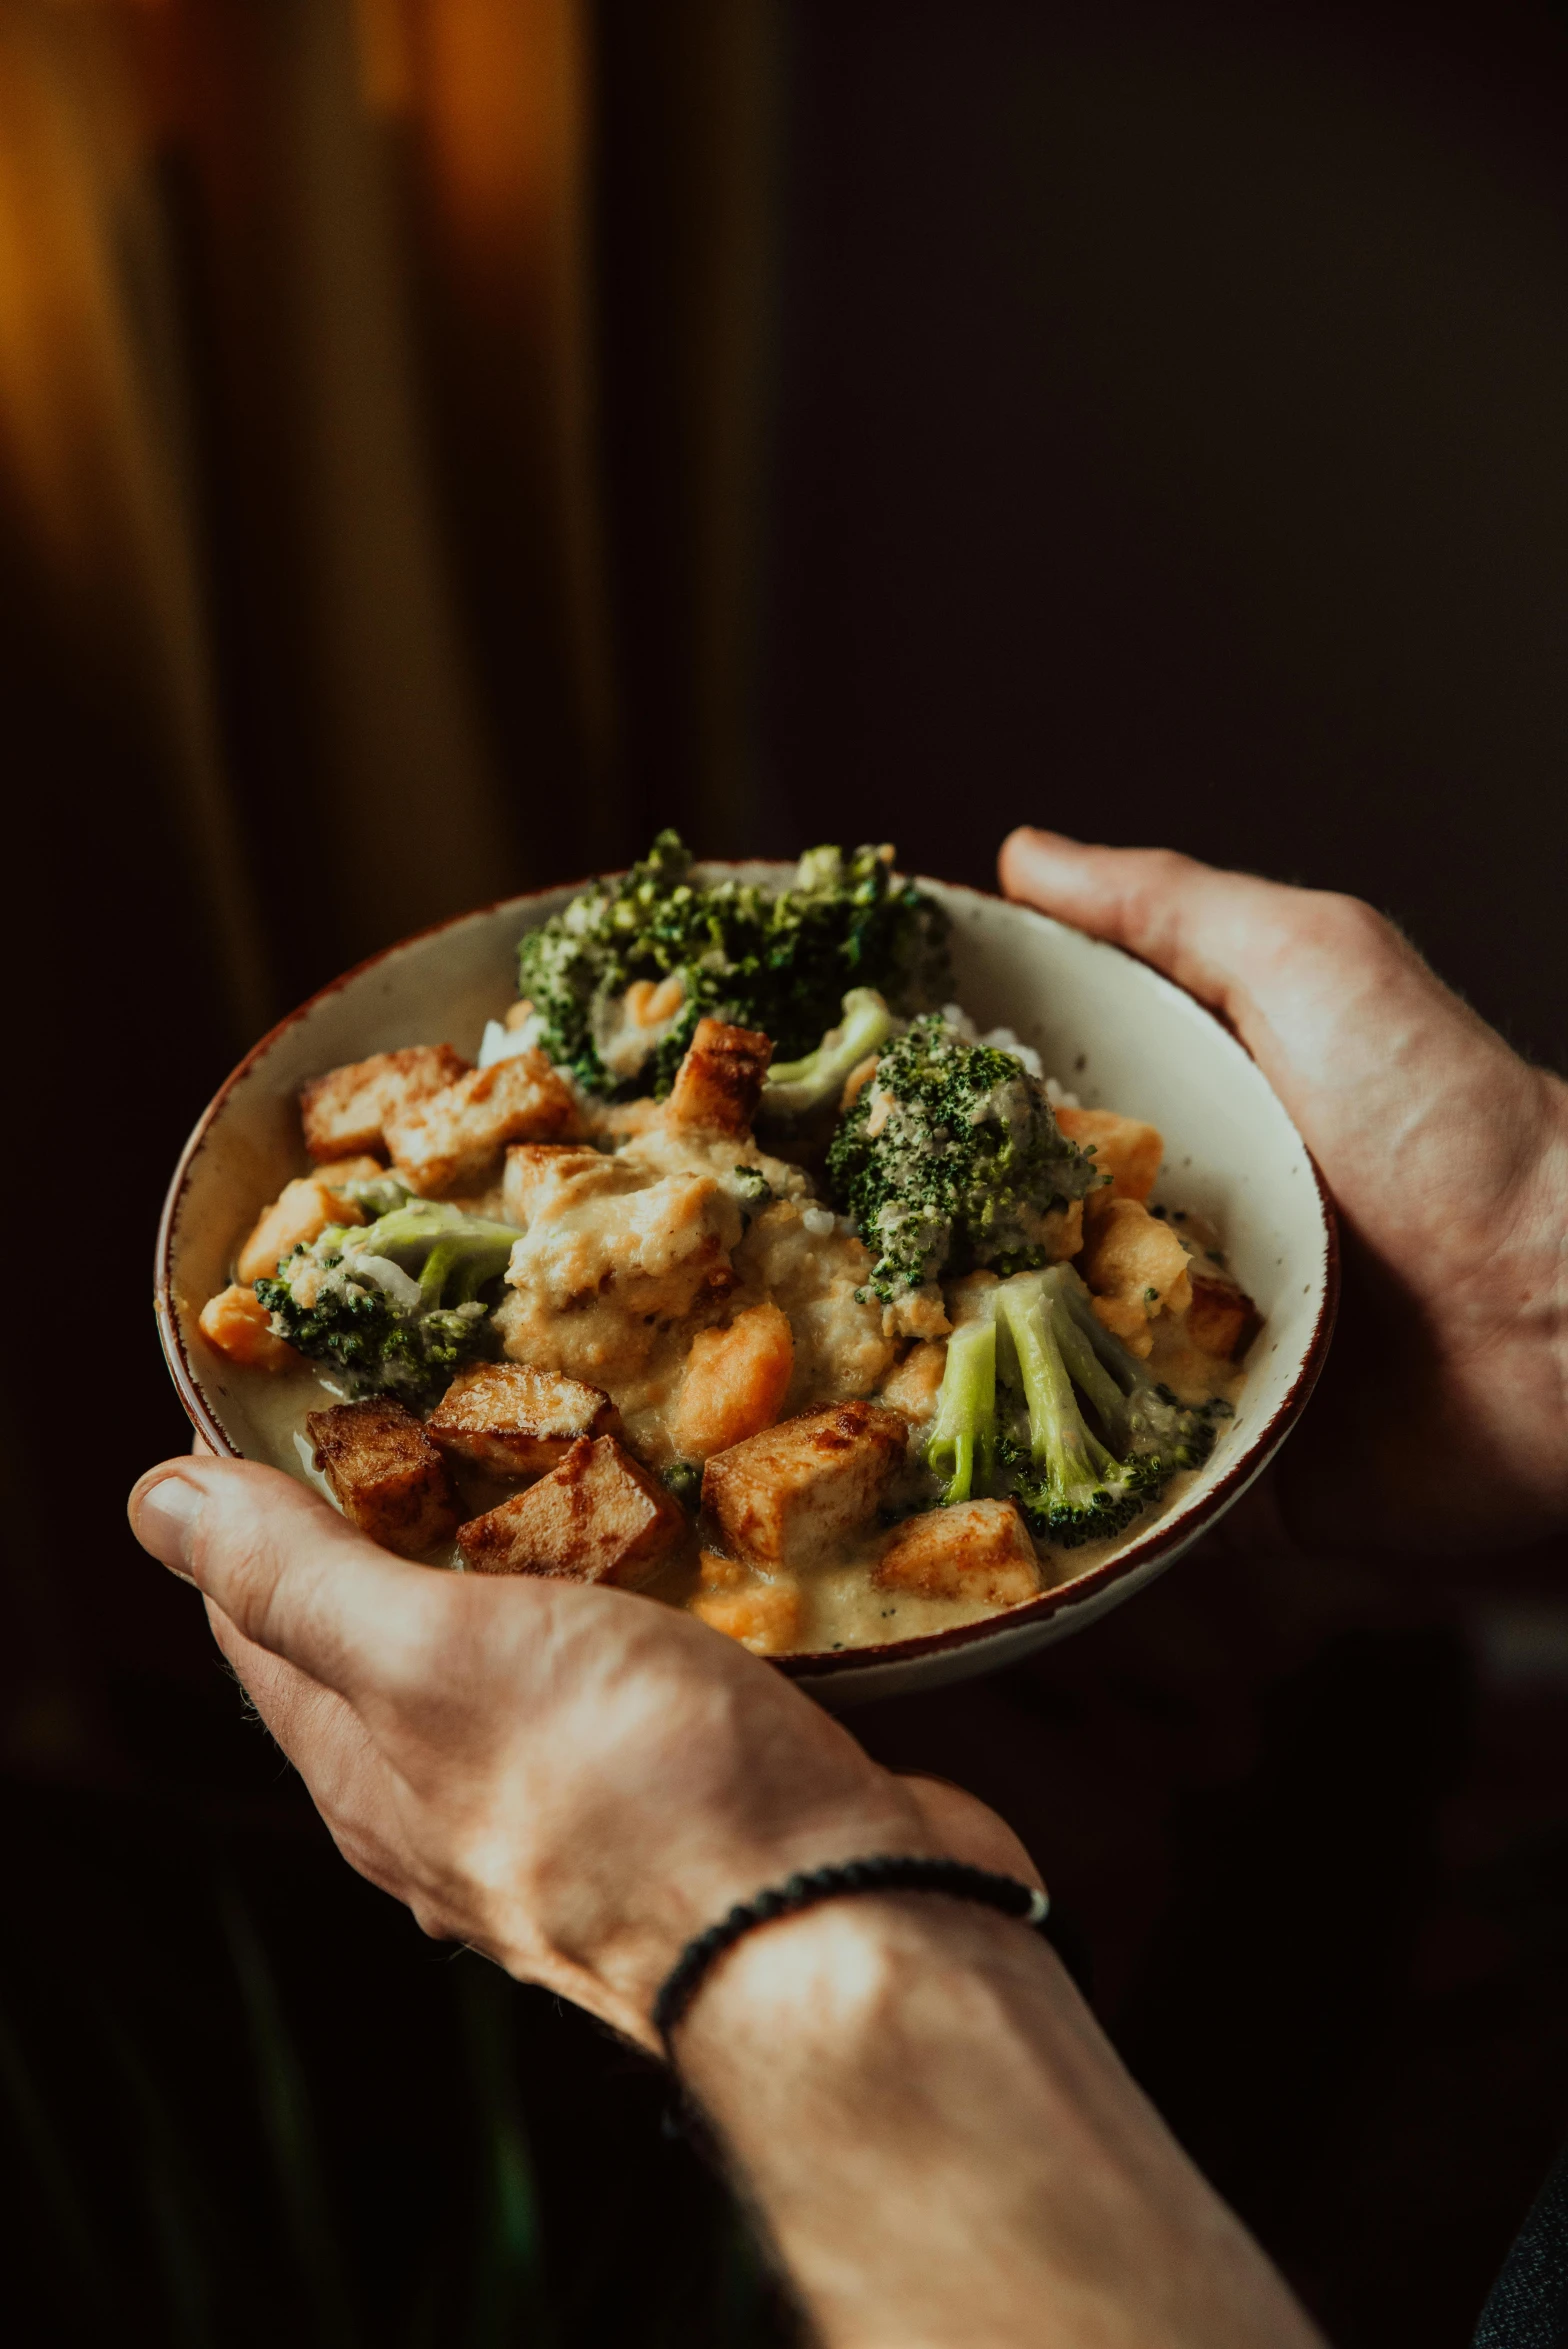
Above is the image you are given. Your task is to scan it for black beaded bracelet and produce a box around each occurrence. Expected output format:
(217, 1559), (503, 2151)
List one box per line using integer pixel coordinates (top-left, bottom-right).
(653, 1854), (1078, 2050)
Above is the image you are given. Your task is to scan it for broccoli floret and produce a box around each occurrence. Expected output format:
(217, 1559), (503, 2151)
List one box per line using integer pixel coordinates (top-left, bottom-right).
(515, 832), (950, 1099)
(827, 1015), (1096, 1302)
(924, 1317), (997, 1503)
(255, 1201), (522, 1407)
(759, 988), (899, 1124)
(920, 1266), (1226, 1547)
(992, 1267), (1224, 1547)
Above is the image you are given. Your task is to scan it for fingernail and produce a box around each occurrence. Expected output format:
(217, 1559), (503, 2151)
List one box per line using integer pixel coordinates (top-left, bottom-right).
(131, 1476), (202, 1577)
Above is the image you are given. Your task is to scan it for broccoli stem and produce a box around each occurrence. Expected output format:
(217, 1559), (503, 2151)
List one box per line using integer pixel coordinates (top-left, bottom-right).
(1037, 1266), (1132, 1450)
(761, 988), (898, 1122)
(925, 1319), (998, 1503)
(417, 1240), (461, 1309)
(997, 1279), (1121, 1511)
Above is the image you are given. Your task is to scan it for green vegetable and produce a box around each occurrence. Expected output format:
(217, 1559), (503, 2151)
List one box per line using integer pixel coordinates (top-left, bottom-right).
(759, 987), (898, 1123)
(515, 832), (950, 1099)
(826, 1014), (1096, 1303)
(255, 1201), (522, 1406)
(924, 1317), (997, 1503)
(921, 1265), (1226, 1548)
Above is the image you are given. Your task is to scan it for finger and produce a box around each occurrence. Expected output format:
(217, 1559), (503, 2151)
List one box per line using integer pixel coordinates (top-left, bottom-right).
(128, 1456), (453, 1702)
(997, 826), (1511, 1130)
(206, 1599), (410, 1884)
(997, 828), (1297, 1034)
(205, 1596), (367, 1768)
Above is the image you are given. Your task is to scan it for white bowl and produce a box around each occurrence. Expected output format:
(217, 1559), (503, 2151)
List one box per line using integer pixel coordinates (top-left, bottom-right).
(155, 868), (1337, 1705)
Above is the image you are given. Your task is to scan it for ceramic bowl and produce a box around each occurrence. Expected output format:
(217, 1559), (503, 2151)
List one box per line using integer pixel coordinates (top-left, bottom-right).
(155, 866), (1337, 1705)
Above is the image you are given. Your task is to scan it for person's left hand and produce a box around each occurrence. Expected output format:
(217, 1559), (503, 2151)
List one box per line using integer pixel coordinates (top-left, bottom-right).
(128, 1456), (1033, 2052)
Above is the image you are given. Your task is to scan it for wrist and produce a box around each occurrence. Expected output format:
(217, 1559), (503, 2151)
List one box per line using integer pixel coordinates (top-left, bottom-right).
(515, 1775), (962, 2054)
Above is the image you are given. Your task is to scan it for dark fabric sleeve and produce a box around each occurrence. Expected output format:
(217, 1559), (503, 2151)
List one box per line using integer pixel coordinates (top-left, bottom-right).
(1475, 2139), (1568, 2349)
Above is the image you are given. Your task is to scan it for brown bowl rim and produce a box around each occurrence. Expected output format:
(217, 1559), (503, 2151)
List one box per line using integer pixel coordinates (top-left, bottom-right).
(154, 867), (1340, 1679)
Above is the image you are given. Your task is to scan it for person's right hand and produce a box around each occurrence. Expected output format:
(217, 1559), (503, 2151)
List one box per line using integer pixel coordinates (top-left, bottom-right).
(1000, 829), (1568, 1558)
(126, 1455), (1028, 2051)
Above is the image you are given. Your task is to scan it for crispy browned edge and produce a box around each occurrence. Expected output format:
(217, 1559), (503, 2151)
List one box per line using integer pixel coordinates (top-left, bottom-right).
(154, 872), (1342, 1681)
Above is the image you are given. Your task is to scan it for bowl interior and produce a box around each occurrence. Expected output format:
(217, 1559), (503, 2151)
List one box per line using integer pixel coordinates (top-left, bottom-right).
(158, 868), (1335, 1701)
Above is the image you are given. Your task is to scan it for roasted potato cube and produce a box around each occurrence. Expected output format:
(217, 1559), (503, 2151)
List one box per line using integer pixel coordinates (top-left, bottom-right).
(235, 1177), (367, 1285)
(873, 1501), (1041, 1605)
(307, 1397), (459, 1558)
(674, 1303), (794, 1460)
(198, 1283), (300, 1372)
(1080, 1196), (1193, 1358)
(702, 1402), (909, 1567)
(1055, 1106), (1163, 1202)
(301, 1045), (470, 1161)
(691, 1576), (804, 1655)
(1185, 1273), (1262, 1364)
(876, 1339), (948, 1425)
(456, 1435), (685, 1583)
(386, 1051), (582, 1196)
(663, 1017), (773, 1137)
(426, 1363), (619, 1474)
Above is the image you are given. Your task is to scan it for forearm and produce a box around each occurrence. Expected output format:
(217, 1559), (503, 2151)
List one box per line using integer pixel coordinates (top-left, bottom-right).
(677, 1896), (1326, 2349)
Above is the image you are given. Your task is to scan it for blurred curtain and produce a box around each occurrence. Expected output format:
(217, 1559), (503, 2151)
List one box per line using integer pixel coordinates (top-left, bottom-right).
(0, 0), (782, 1032)
(0, 0), (780, 1777)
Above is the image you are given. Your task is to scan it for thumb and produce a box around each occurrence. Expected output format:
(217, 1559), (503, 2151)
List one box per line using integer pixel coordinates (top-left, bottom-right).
(997, 827), (1297, 1038)
(128, 1455), (447, 1703)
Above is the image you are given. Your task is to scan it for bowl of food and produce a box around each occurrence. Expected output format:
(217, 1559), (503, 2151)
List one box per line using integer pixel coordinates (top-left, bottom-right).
(156, 835), (1336, 1704)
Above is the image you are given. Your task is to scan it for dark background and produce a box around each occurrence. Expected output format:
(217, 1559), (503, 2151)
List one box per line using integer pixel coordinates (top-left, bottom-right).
(4, 2), (1568, 2340)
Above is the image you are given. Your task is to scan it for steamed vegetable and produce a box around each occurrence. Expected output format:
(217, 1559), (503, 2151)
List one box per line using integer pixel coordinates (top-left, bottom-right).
(255, 1197), (521, 1406)
(515, 832), (949, 1099)
(826, 1014), (1096, 1304)
(922, 1266), (1226, 1547)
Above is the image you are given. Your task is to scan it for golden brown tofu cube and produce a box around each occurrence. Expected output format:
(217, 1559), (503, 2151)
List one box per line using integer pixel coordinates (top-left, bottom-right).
(876, 1339), (949, 1424)
(300, 1045), (470, 1161)
(663, 1018), (773, 1138)
(1080, 1196), (1193, 1357)
(198, 1283), (300, 1372)
(673, 1303), (794, 1460)
(456, 1435), (685, 1583)
(307, 1398), (459, 1558)
(1055, 1106), (1164, 1202)
(874, 1501), (1041, 1606)
(385, 1050), (582, 1196)
(702, 1402), (909, 1567)
(1185, 1273), (1262, 1363)
(501, 1143), (612, 1227)
(691, 1576), (804, 1655)
(235, 1178), (367, 1286)
(426, 1362), (619, 1475)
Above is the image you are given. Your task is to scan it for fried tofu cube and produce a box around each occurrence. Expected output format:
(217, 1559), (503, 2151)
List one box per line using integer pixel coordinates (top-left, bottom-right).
(1185, 1273), (1263, 1364)
(674, 1303), (795, 1460)
(702, 1402), (909, 1567)
(307, 1397), (459, 1558)
(873, 1501), (1041, 1606)
(1080, 1196), (1193, 1358)
(385, 1051), (583, 1196)
(426, 1362), (619, 1475)
(1055, 1106), (1164, 1202)
(456, 1435), (685, 1583)
(235, 1177), (367, 1285)
(876, 1339), (949, 1425)
(198, 1283), (300, 1372)
(663, 1018), (773, 1138)
(691, 1575), (804, 1655)
(501, 1143), (615, 1227)
(300, 1045), (471, 1161)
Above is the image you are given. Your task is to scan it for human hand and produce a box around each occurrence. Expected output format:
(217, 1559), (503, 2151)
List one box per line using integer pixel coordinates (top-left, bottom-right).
(1000, 828), (1568, 1556)
(127, 1456), (1031, 2050)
